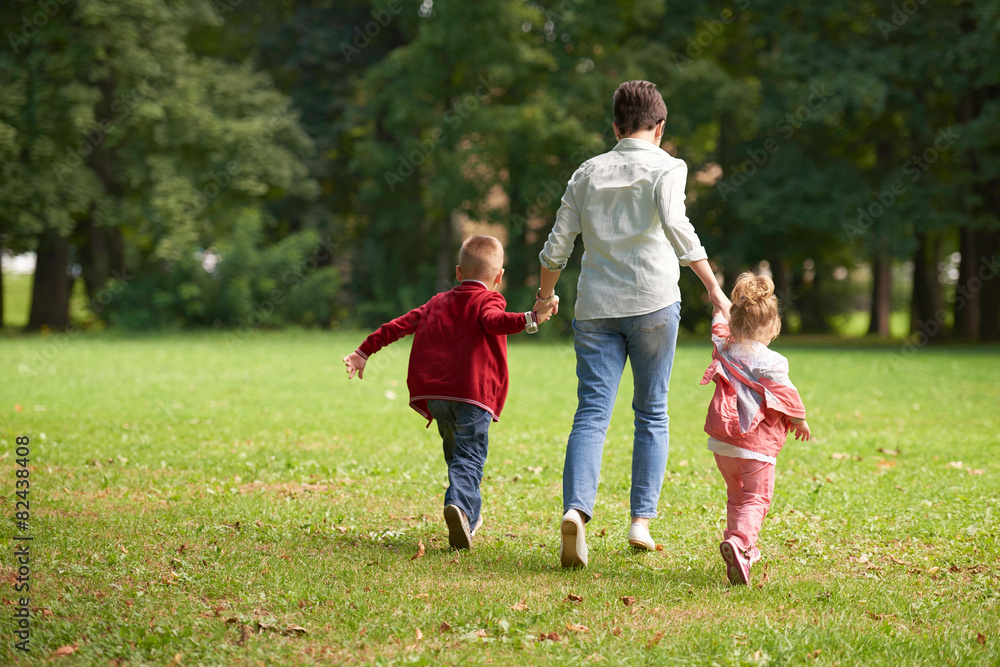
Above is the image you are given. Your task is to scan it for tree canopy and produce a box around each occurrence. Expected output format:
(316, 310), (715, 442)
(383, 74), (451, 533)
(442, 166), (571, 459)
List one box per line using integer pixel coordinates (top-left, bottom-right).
(2, 0), (997, 341)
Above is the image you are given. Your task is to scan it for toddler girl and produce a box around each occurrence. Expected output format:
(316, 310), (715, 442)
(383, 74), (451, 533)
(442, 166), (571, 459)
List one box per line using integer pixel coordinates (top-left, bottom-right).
(700, 272), (811, 585)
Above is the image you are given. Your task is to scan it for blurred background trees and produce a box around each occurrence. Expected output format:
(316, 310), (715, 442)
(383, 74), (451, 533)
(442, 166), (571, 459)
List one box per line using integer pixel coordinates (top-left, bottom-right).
(1, 0), (997, 341)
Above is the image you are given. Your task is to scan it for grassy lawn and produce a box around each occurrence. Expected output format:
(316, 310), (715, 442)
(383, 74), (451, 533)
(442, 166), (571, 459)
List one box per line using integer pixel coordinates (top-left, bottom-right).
(0, 330), (997, 665)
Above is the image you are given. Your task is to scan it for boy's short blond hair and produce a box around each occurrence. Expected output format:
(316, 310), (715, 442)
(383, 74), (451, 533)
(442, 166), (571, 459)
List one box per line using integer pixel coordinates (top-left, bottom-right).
(459, 235), (504, 280)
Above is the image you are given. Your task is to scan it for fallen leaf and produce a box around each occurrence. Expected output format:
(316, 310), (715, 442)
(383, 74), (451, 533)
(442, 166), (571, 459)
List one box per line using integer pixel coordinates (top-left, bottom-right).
(968, 468), (983, 476)
(177, 543), (187, 553)
(238, 624), (251, 646)
(410, 541), (425, 561)
(52, 644), (78, 657)
(978, 633), (987, 645)
(809, 649), (822, 659)
(858, 554), (869, 564)
(414, 593), (428, 599)
(621, 596), (636, 607)
(284, 624), (307, 636)
(474, 629), (487, 638)
(566, 623), (589, 632)
(565, 593), (583, 603)
(876, 459), (895, 469)
(439, 622), (451, 633)
(831, 452), (849, 460)
(447, 556), (460, 564)
(540, 631), (561, 642)
(655, 543), (664, 552)
(415, 628), (423, 641)
(753, 650), (762, 660)
(647, 631), (664, 648)
(927, 566), (940, 574)
(612, 627), (622, 637)
(15, 404), (22, 412)
(170, 654), (182, 666)
(597, 528), (607, 537)
(510, 601), (529, 611)
(877, 448), (898, 456)
(888, 554), (912, 566)
(947, 461), (963, 469)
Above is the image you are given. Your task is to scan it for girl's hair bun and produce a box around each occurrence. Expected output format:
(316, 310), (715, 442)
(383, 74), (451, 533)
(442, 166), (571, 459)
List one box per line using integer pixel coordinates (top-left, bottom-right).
(731, 272), (774, 307)
(728, 271), (781, 344)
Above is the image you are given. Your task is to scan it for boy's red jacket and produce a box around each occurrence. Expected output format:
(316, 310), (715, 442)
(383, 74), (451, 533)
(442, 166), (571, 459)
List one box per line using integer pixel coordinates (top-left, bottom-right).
(355, 281), (528, 422)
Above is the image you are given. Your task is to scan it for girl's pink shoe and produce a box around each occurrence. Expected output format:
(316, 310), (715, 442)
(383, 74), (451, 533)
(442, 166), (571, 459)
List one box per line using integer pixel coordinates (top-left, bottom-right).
(720, 539), (750, 585)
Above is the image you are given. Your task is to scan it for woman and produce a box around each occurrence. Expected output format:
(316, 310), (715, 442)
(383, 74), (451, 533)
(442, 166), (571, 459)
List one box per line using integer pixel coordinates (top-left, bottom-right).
(533, 80), (731, 567)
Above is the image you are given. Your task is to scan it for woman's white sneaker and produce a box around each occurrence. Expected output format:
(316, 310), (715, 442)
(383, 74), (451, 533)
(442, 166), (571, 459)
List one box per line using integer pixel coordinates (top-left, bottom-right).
(560, 509), (588, 568)
(628, 523), (655, 551)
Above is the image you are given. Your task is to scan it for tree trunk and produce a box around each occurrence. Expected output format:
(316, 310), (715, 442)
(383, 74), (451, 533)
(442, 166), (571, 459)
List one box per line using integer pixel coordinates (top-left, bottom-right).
(436, 213), (456, 293)
(868, 252), (891, 336)
(768, 252), (791, 328)
(978, 228), (1000, 341)
(953, 227), (980, 340)
(910, 233), (947, 343)
(27, 231), (72, 331)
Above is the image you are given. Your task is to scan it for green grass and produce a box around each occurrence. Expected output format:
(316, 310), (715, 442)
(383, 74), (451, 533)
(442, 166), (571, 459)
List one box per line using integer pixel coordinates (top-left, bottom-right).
(1, 331), (998, 665)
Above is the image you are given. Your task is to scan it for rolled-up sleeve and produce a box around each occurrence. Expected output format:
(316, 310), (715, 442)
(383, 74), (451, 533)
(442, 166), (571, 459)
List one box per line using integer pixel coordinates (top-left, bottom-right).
(539, 176), (581, 271)
(654, 162), (707, 266)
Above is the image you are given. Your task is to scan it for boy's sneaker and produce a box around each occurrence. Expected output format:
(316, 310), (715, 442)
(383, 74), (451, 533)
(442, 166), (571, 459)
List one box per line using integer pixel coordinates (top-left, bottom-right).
(720, 538), (750, 585)
(444, 505), (472, 551)
(627, 523), (655, 551)
(560, 509), (588, 568)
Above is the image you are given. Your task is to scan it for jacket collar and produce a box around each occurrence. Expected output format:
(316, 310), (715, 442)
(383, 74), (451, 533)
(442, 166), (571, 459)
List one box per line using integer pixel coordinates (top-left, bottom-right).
(460, 279), (489, 290)
(612, 137), (665, 154)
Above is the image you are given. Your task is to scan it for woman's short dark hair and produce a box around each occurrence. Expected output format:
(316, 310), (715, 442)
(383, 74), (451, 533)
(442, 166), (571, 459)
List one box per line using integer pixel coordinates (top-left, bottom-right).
(613, 80), (667, 137)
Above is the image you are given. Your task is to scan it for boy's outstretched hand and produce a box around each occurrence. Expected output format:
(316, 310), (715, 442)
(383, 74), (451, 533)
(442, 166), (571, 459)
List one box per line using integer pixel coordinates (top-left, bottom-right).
(344, 352), (366, 379)
(790, 419), (811, 441)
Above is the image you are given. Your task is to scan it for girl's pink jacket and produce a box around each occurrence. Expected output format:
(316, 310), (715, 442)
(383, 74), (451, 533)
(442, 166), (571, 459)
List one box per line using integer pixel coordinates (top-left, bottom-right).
(701, 317), (807, 459)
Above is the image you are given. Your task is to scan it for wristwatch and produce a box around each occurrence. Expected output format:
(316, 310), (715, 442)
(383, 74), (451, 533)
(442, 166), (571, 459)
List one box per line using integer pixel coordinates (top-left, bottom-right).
(536, 288), (555, 303)
(524, 311), (539, 334)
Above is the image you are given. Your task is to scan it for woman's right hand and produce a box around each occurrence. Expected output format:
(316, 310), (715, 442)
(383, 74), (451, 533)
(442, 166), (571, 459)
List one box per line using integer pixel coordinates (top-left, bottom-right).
(710, 287), (732, 321)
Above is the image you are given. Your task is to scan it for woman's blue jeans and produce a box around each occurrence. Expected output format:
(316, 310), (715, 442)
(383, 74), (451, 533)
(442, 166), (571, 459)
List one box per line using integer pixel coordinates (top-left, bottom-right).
(563, 303), (680, 522)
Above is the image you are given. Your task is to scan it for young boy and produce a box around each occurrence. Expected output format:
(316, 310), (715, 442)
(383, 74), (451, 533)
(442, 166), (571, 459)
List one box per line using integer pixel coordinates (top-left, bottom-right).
(343, 235), (558, 550)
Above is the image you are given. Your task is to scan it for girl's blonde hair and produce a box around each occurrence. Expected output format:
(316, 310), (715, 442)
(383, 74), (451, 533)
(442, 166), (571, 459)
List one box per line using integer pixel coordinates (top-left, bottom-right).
(727, 272), (781, 345)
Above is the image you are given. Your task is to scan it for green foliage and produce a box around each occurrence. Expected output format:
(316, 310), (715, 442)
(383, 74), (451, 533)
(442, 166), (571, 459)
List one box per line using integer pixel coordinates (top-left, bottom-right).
(105, 210), (339, 330)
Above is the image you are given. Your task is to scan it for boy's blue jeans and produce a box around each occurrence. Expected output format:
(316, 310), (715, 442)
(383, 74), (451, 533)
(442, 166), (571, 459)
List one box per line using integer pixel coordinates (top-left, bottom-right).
(563, 303), (680, 522)
(427, 399), (491, 528)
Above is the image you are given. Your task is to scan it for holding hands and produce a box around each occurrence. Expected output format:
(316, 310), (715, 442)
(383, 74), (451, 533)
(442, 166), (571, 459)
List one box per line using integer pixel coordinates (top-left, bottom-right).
(533, 289), (560, 324)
